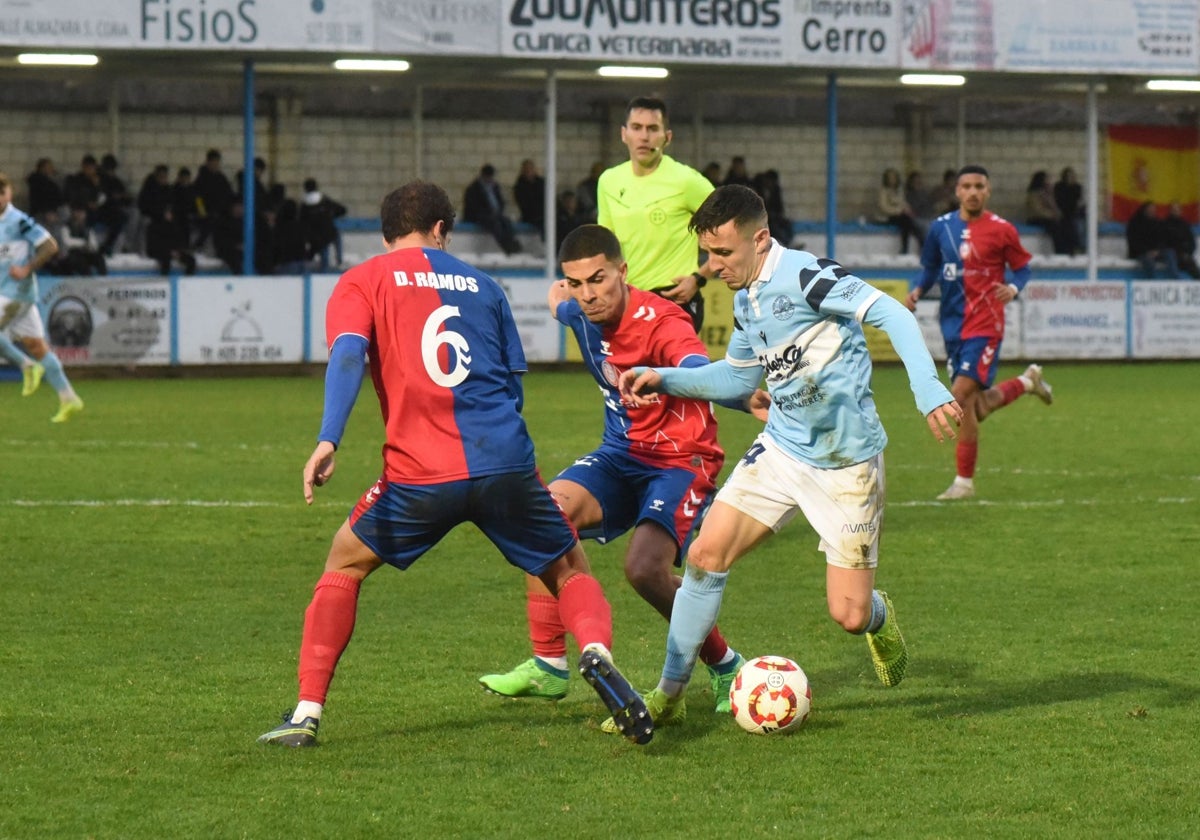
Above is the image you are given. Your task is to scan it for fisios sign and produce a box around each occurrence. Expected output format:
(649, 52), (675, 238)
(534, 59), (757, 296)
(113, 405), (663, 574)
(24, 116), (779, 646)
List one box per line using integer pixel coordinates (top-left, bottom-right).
(0, 0), (374, 51)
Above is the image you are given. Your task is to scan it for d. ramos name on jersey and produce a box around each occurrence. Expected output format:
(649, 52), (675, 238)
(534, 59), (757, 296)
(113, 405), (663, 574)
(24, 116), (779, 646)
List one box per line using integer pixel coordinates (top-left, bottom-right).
(392, 271), (480, 292)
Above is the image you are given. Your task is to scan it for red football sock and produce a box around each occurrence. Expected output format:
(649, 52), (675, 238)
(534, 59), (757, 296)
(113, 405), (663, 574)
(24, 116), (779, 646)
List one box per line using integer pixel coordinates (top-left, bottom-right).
(996, 377), (1026, 407)
(527, 592), (567, 659)
(555, 573), (612, 653)
(698, 626), (731, 666)
(956, 439), (979, 480)
(297, 572), (361, 704)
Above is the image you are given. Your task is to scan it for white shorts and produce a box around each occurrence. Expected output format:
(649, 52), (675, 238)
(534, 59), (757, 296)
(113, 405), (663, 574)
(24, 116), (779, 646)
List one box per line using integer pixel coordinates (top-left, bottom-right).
(0, 296), (45, 341)
(716, 433), (885, 570)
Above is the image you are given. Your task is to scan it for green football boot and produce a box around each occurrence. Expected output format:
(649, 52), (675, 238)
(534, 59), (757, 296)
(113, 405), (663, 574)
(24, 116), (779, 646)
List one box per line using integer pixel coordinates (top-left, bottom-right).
(479, 657), (569, 700)
(708, 652), (745, 715)
(600, 687), (684, 735)
(866, 591), (909, 687)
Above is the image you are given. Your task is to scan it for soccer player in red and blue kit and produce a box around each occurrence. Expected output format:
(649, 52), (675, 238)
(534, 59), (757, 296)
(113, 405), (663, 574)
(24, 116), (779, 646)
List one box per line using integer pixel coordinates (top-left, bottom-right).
(907, 165), (1054, 501)
(258, 182), (652, 747)
(479, 225), (755, 728)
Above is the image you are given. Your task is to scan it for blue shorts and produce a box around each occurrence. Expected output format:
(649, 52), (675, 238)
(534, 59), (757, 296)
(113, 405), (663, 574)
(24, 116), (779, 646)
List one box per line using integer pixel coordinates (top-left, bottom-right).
(347, 469), (577, 575)
(945, 335), (1002, 388)
(554, 445), (719, 561)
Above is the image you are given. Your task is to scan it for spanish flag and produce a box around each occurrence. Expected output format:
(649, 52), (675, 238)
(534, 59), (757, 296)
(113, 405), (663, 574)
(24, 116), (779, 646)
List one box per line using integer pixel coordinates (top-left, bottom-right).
(1108, 125), (1200, 223)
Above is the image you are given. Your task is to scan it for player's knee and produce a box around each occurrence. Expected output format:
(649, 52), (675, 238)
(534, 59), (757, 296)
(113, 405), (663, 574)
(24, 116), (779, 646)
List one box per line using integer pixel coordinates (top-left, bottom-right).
(685, 540), (732, 573)
(623, 552), (666, 593)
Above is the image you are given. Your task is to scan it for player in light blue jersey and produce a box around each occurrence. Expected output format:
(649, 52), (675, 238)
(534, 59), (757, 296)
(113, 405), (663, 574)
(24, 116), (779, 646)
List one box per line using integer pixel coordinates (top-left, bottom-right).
(619, 186), (962, 727)
(0, 171), (84, 422)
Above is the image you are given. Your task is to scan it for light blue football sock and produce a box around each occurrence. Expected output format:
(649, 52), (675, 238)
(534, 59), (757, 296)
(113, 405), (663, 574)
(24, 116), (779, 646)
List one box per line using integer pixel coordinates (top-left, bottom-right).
(40, 351), (77, 400)
(660, 566), (729, 694)
(0, 332), (31, 367)
(858, 590), (887, 635)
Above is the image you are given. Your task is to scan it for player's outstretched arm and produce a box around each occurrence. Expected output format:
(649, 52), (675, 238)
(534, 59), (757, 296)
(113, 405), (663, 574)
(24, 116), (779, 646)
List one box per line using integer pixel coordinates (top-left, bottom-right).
(925, 401), (963, 443)
(302, 441), (337, 505)
(617, 367), (664, 406)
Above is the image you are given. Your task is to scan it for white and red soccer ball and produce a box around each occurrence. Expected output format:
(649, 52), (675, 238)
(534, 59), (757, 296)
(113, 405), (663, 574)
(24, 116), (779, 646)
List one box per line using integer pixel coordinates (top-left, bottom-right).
(729, 655), (812, 735)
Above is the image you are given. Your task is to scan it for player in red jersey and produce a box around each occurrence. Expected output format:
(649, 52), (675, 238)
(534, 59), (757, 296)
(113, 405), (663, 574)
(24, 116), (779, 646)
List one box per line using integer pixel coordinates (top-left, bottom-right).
(258, 183), (652, 747)
(906, 165), (1054, 500)
(480, 225), (760, 725)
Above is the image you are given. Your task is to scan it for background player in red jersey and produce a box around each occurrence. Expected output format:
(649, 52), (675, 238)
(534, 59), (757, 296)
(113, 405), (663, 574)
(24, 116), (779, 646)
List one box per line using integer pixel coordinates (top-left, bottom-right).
(258, 183), (652, 747)
(906, 165), (1054, 501)
(479, 225), (761, 726)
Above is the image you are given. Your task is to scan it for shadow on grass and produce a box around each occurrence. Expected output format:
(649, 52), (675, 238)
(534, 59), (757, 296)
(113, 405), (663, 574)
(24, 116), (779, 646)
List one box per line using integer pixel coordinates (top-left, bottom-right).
(819, 656), (1198, 718)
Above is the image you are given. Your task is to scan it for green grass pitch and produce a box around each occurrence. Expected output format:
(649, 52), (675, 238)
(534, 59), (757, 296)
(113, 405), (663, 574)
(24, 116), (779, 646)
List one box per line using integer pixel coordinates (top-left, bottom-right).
(1, 362), (1197, 838)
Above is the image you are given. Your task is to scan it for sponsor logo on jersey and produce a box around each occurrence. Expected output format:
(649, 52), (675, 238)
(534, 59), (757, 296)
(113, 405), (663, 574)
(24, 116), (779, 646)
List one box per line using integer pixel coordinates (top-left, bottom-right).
(758, 342), (807, 380)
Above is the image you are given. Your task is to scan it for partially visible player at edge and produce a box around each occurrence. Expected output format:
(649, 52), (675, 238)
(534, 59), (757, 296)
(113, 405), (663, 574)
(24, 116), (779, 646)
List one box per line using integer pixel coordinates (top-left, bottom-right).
(906, 164), (1054, 501)
(0, 171), (85, 422)
(479, 224), (760, 721)
(257, 181), (652, 748)
(619, 185), (962, 728)
(597, 95), (715, 330)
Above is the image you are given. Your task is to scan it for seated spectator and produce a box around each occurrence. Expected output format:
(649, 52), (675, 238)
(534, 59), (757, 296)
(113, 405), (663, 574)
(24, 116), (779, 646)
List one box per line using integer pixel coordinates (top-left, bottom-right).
(96, 154), (133, 255)
(723, 155), (753, 187)
(513, 158), (546, 237)
(752, 168), (792, 245)
(555, 189), (586, 250)
(1025, 170), (1072, 254)
(26, 158), (64, 228)
(874, 167), (924, 254)
(575, 162), (604, 224)
(463, 163), (521, 255)
(1163, 203), (1200, 279)
(273, 199), (309, 275)
(701, 161), (722, 186)
(1053, 167), (1084, 256)
(48, 204), (107, 276)
(1126, 202), (1181, 279)
(214, 199), (246, 274)
(931, 168), (958, 215)
(905, 170), (936, 228)
(145, 207), (196, 276)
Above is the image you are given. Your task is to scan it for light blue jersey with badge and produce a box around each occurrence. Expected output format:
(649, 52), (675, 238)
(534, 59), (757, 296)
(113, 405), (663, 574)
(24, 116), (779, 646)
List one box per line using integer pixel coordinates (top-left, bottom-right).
(656, 241), (951, 469)
(0, 205), (53, 304)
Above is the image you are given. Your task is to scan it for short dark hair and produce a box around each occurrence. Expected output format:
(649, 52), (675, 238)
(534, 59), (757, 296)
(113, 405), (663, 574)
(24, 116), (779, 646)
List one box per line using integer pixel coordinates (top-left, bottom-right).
(558, 224), (623, 265)
(480, 164), (496, 178)
(206, 149), (222, 162)
(957, 164), (989, 180)
(688, 185), (767, 237)
(380, 180), (455, 243)
(625, 96), (669, 127)
(303, 178), (318, 192)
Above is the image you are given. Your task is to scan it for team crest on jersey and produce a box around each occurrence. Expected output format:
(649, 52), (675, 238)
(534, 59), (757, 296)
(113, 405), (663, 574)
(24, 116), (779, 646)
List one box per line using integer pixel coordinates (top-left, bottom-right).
(649, 207), (667, 226)
(601, 359), (620, 386)
(772, 296), (795, 321)
(958, 229), (973, 262)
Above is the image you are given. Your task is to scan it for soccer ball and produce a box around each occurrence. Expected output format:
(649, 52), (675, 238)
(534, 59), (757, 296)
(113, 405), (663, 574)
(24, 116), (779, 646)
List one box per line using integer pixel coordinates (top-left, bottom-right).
(729, 655), (812, 735)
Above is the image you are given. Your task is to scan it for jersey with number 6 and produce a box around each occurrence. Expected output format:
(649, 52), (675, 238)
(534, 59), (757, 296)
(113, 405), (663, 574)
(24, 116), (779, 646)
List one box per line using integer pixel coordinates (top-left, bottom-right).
(325, 247), (534, 484)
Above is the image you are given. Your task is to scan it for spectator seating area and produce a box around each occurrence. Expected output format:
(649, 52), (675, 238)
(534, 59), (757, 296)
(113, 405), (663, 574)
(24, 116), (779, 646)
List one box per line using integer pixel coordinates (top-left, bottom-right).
(97, 216), (1142, 278)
